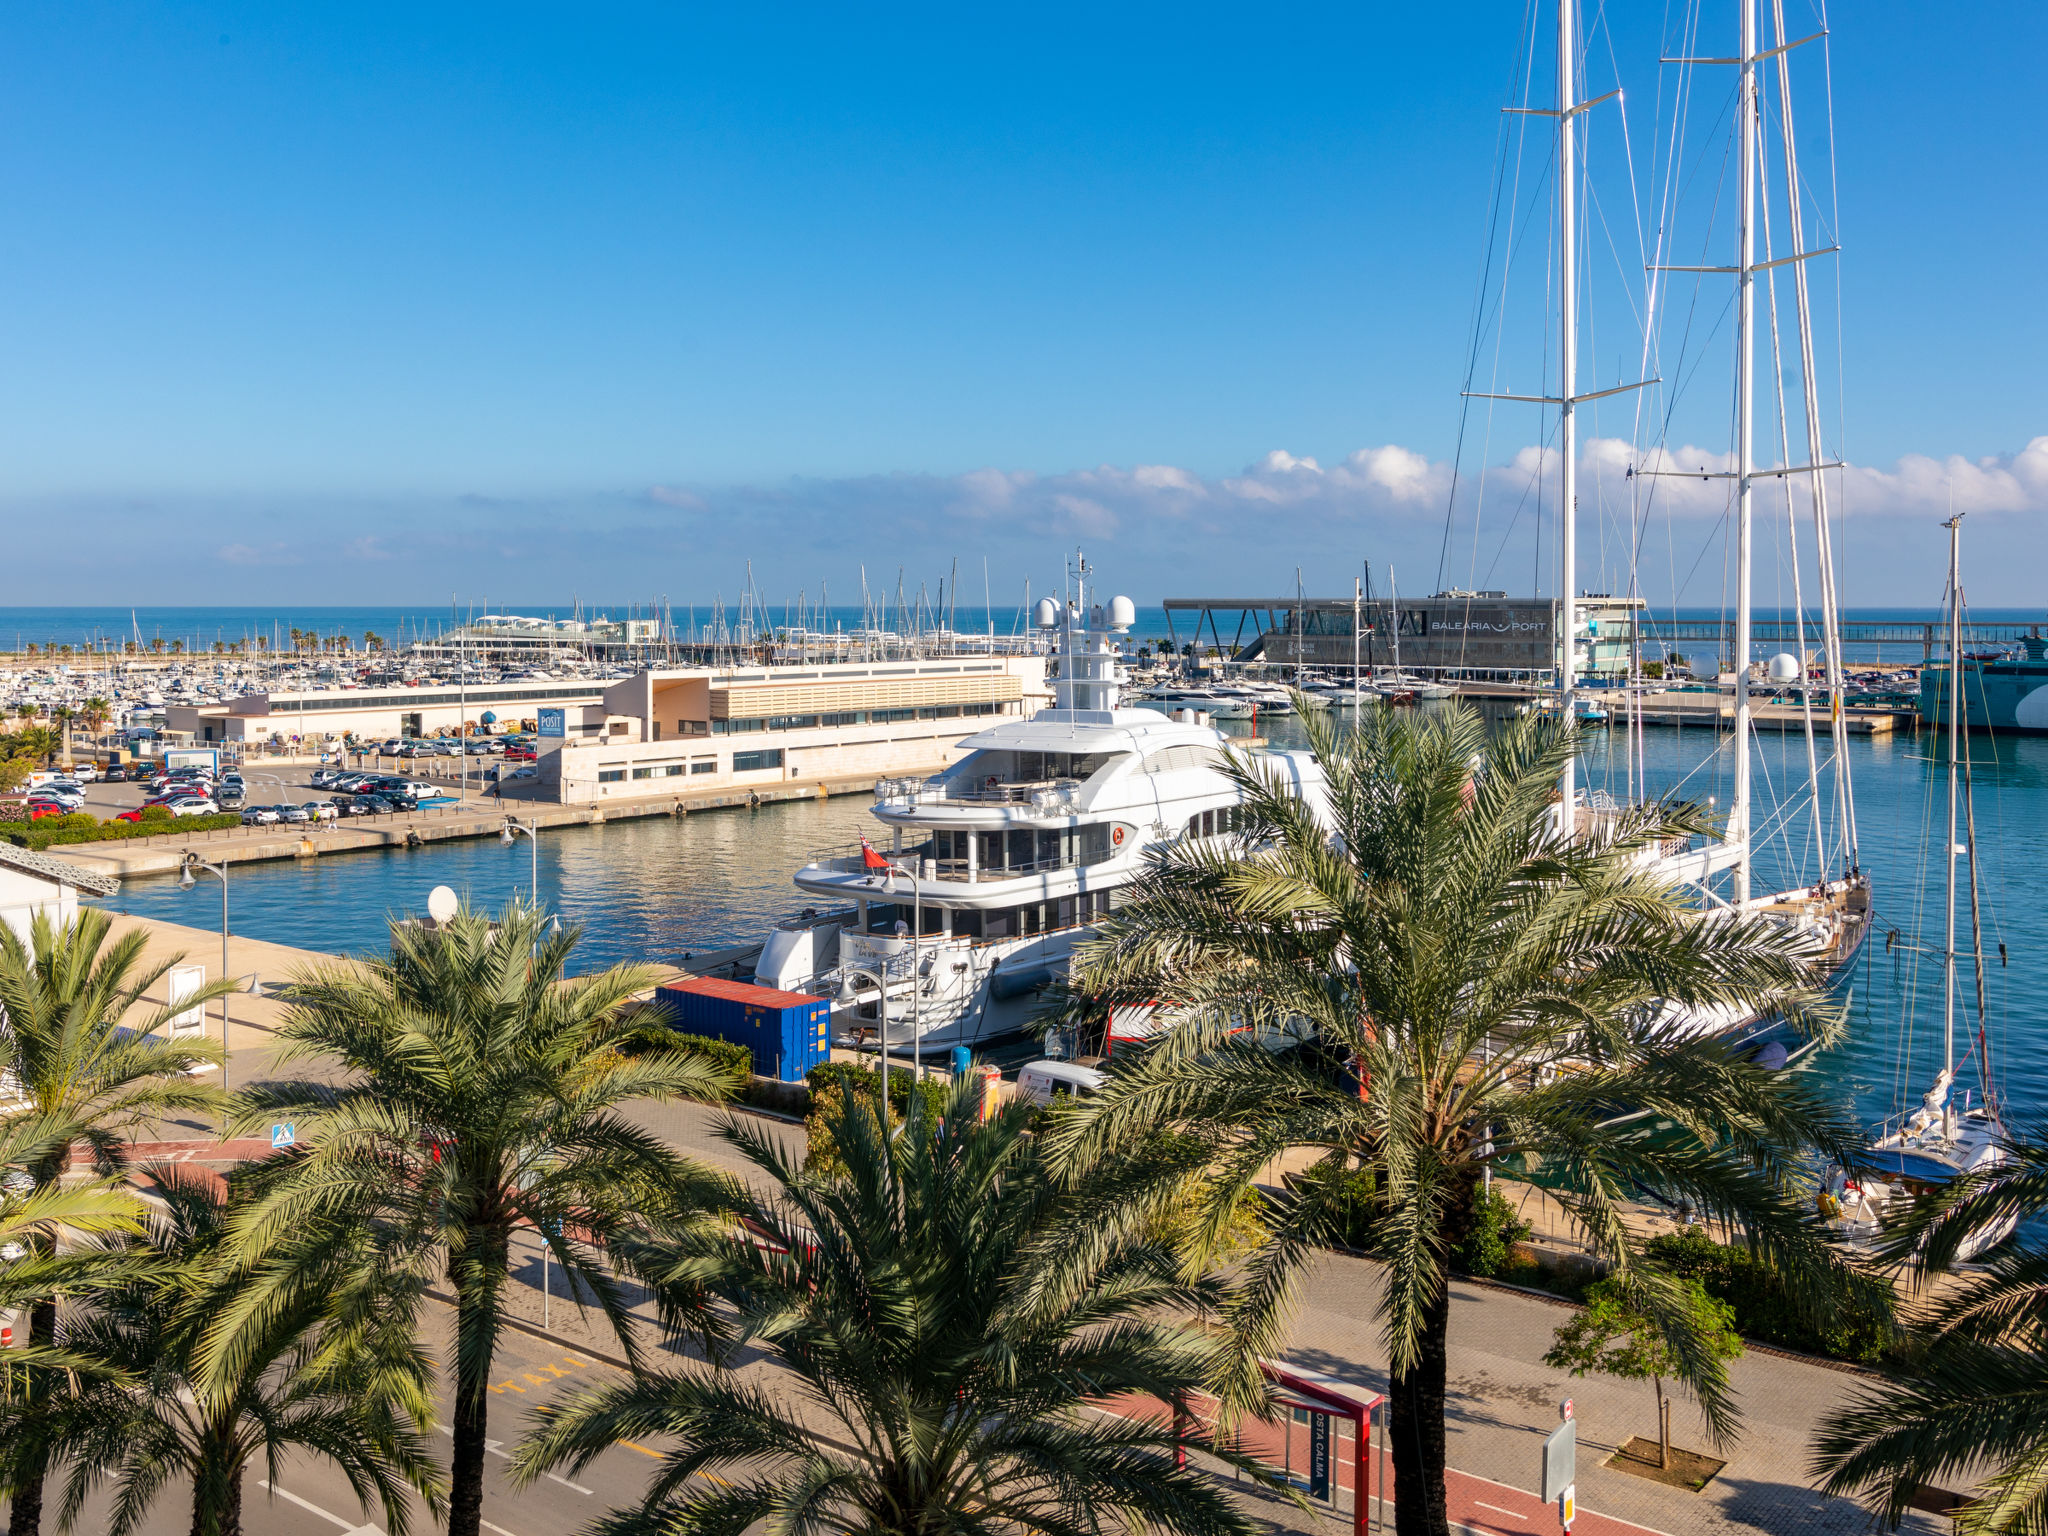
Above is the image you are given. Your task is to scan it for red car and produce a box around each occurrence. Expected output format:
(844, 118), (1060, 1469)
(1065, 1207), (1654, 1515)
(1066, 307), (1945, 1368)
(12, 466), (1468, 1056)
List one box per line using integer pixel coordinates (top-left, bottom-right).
(114, 808), (149, 823)
(505, 746), (537, 762)
(26, 801), (70, 820)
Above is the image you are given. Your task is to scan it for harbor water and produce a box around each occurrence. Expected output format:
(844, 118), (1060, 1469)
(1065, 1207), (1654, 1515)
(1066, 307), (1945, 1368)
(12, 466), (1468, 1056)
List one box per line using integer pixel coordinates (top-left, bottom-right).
(98, 706), (2048, 1137)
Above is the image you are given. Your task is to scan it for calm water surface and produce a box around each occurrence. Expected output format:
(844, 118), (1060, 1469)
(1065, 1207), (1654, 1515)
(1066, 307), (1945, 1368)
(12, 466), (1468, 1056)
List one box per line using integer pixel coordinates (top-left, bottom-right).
(99, 707), (2048, 1133)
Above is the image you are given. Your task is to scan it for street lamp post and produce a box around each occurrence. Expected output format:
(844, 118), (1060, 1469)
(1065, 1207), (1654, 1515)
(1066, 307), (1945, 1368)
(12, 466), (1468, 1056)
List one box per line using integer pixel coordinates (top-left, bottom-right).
(500, 818), (540, 904)
(177, 851), (231, 1097)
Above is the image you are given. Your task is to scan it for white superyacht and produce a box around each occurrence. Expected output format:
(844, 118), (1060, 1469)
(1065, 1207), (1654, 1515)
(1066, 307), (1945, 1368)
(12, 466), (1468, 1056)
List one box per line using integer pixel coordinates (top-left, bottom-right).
(751, 564), (1323, 1050)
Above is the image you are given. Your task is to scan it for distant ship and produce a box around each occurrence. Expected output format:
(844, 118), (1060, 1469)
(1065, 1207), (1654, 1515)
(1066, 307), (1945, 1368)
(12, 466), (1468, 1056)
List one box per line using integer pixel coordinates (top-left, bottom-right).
(1919, 636), (2048, 734)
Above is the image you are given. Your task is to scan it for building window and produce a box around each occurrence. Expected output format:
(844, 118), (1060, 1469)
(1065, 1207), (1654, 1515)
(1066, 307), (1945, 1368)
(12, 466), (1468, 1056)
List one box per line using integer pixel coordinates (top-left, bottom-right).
(869, 707), (916, 724)
(691, 759), (717, 774)
(768, 714), (821, 731)
(676, 719), (709, 736)
(820, 711), (864, 726)
(632, 767), (656, 780)
(598, 769), (625, 783)
(665, 764), (687, 777)
(732, 749), (783, 773)
(713, 718), (766, 735)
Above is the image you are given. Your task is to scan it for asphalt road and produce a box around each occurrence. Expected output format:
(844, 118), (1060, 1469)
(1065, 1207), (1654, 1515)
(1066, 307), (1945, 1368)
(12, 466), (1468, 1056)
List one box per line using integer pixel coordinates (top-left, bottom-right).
(53, 1311), (672, 1536)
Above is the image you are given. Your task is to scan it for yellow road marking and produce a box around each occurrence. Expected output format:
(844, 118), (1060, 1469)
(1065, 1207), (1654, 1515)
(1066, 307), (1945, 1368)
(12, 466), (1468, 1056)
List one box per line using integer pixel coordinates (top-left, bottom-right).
(621, 1439), (661, 1459)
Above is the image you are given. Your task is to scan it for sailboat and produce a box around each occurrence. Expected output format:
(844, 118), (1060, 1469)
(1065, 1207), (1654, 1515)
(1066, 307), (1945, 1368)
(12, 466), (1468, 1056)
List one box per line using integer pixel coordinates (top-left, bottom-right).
(1827, 517), (2011, 1257)
(1468, 0), (1870, 1067)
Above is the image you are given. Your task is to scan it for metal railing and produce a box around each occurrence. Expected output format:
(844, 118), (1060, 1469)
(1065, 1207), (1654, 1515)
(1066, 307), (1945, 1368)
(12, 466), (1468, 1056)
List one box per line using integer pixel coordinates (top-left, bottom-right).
(874, 775), (1080, 818)
(801, 839), (1087, 884)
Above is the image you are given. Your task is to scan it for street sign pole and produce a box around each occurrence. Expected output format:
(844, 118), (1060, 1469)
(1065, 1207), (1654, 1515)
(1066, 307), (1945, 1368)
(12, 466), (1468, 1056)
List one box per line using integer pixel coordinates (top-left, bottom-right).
(1542, 1400), (1577, 1533)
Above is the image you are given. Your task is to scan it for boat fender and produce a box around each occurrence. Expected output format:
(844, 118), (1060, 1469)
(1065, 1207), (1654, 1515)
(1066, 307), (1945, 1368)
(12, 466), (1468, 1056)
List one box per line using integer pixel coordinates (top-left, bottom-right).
(990, 964), (1055, 1001)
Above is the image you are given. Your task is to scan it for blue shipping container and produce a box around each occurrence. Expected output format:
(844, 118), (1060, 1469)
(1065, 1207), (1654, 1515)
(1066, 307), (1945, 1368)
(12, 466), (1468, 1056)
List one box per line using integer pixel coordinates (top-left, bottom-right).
(655, 977), (832, 1083)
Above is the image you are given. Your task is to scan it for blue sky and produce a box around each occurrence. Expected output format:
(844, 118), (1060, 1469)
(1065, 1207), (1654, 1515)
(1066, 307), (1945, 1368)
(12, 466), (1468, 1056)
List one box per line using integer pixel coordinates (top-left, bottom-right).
(1, 2), (2042, 606)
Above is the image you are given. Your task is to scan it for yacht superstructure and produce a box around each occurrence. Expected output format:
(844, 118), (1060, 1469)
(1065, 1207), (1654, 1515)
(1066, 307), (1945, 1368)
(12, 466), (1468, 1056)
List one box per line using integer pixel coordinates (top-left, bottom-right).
(752, 560), (1323, 1051)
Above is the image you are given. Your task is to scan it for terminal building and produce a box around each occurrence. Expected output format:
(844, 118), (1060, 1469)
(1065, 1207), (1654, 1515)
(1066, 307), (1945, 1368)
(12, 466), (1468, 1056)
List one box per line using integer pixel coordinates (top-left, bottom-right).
(1162, 592), (1646, 682)
(538, 654), (1049, 803)
(165, 679), (611, 746)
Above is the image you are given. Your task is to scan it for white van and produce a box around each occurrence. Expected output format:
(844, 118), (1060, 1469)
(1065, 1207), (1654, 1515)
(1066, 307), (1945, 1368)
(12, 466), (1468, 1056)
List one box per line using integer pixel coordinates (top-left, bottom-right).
(1015, 1060), (1105, 1107)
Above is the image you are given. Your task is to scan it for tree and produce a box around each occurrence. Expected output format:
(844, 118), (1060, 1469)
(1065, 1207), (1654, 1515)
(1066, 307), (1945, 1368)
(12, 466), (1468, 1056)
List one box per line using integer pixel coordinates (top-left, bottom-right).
(0, 910), (230, 1536)
(514, 1079), (1271, 1536)
(1545, 1276), (1742, 1470)
(1812, 1129), (2048, 1534)
(44, 1168), (442, 1536)
(1050, 701), (1878, 1536)
(80, 698), (111, 737)
(222, 901), (742, 1536)
(9, 727), (60, 769)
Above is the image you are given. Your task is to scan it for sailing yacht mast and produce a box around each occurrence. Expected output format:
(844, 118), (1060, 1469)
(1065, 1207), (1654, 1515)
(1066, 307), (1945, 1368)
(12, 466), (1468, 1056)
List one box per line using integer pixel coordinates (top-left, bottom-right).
(1555, 0), (1581, 839)
(1942, 514), (1964, 1085)
(1730, 0), (1758, 904)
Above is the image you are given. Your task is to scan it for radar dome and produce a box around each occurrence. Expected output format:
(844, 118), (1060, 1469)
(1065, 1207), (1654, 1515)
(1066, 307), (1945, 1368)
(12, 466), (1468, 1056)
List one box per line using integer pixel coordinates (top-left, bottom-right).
(1107, 595), (1136, 632)
(1034, 597), (1060, 629)
(1766, 652), (1801, 683)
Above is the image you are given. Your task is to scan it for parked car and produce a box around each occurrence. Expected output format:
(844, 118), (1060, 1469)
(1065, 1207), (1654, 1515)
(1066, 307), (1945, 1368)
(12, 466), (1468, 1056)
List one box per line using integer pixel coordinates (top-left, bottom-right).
(340, 798), (374, 817)
(310, 769), (342, 788)
(34, 785), (86, 810)
(358, 795), (403, 814)
(216, 790), (245, 809)
(505, 746), (537, 762)
(101, 765), (132, 782)
(506, 765), (539, 780)
(26, 801), (70, 820)
(167, 798), (219, 817)
(302, 800), (338, 822)
(67, 763), (99, 782)
(277, 804), (311, 824)
(240, 806), (281, 826)
(113, 808), (149, 823)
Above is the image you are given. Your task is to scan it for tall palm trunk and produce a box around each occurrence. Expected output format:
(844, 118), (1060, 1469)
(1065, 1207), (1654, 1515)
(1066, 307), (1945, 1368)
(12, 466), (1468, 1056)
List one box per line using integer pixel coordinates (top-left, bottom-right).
(5, 1295), (59, 1536)
(448, 1236), (506, 1536)
(1387, 1284), (1452, 1536)
(188, 1430), (243, 1536)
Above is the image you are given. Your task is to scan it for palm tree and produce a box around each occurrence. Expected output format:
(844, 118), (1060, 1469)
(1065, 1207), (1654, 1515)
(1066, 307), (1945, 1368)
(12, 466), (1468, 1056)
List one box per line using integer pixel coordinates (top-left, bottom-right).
(1049, 702), (1880, 1536)
(515, 1080), (1270, 1536)
(222, 901), (742, 1536)
(1812, 1130), (2048, 1533)
(10, 726), (60, 769)
(45, 1167), (442, 1536)
(81, 698), (111, 738)
(0, 910), (231, 1536)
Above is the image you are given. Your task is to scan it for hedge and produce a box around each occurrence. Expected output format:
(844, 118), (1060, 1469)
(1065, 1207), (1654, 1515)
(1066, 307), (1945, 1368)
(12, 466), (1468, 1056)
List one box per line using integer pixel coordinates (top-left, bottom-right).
(1644, 1226), (1892, 1364)
(665, 1032), (755, 1083)
(3, 812), (244, 851)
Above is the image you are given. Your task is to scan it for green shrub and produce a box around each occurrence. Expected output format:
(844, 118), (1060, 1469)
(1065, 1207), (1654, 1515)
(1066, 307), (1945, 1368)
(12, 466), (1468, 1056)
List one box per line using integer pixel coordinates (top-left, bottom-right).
(803, 1061), (948, 1175)
(665, 1032), (754, 1083)
(1286, 1161), (1380, 1250)
(1644, 1226), (1891, 1363)
(4, 812), (243, 850)
(1454, 1186), (1534, 1278)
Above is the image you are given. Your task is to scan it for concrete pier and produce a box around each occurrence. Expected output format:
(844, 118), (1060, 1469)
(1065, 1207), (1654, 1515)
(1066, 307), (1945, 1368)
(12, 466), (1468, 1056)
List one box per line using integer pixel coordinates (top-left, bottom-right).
(46, 770), (904, 879)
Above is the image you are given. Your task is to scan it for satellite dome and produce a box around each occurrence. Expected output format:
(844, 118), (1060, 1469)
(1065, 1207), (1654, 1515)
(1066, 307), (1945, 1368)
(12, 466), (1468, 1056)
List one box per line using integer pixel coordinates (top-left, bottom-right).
(1034, 597), (1060, 630)
(1767, 652), (1801, 683)
(1107, 595), (1136, 632)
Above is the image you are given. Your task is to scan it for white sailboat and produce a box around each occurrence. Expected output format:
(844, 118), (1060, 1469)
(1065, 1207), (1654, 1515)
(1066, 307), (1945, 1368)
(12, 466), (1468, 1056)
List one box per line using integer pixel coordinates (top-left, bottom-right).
(1477, 0), (1870, 1063)
(1828, 516), (2011, 1258)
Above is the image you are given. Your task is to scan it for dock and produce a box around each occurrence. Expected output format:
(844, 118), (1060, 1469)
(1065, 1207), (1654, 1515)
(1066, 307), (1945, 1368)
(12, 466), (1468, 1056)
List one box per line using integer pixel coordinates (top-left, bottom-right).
(44, 771), (909, 880)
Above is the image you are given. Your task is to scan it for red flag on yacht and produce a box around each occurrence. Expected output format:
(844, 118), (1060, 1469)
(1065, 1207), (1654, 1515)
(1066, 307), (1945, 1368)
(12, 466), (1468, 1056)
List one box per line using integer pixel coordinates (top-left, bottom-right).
(860, 835), (889, 871)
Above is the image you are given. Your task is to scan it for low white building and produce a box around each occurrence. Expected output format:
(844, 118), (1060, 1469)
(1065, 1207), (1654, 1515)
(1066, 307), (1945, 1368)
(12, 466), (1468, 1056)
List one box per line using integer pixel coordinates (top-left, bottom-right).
(540, 655), (1050, 803)
(166, 679), (610, 746)
(0, 845), (121, 948)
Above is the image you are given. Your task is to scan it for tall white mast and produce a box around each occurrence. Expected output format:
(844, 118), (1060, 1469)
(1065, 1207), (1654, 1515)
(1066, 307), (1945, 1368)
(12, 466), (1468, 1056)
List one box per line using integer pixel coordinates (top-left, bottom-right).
(1557, 0), (1580, 840)
(1730, 0), (1758, 904)
(1942, 514), (1964, 1073)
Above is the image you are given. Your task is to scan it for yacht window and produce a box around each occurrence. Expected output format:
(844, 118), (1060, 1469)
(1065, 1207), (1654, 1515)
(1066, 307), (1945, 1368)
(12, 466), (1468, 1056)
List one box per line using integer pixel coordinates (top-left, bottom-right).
(953, 907), (984, 939)
(1201, 809), (1215, 837)
(1006, 828), (1035, 870)
(984, 907), (1017, 939)
(1037, 828), (1063, 867)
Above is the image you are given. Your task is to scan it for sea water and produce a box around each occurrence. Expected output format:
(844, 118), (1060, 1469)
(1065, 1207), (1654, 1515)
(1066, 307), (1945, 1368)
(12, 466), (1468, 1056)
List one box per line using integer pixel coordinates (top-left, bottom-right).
(98, 708), (2048, 1137)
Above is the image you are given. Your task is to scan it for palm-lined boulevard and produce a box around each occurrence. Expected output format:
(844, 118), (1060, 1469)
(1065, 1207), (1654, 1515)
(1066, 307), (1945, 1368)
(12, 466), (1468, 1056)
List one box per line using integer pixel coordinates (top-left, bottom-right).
(0, 704), (2041, 1536)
